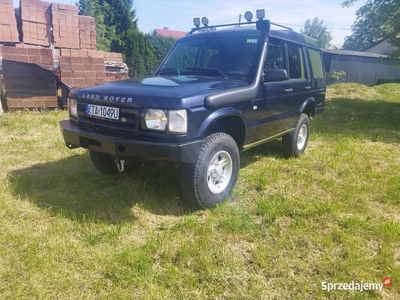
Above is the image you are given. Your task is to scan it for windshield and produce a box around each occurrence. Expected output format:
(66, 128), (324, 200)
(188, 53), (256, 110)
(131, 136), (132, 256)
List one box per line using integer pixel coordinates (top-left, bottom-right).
(157, 35), (260, 78)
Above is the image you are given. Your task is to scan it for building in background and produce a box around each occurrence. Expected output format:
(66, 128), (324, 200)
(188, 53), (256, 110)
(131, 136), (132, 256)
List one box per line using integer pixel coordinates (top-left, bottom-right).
(153, 27), (187, 39)
(323, 49), (400, 85)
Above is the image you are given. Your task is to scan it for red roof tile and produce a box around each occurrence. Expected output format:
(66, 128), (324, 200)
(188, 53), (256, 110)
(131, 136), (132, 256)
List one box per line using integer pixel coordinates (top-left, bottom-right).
(154, 28), (187, 39)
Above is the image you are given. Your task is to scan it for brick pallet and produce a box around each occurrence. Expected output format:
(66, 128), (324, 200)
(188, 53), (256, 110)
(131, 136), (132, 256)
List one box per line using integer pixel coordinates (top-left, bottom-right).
(19, 0), (52, 46)
(0, 0), (127, 109)
(2, 53), (58, 108)
(51, 3), (79, 49)
(79, 16), (96, 50)
(0, 0), (19, 43)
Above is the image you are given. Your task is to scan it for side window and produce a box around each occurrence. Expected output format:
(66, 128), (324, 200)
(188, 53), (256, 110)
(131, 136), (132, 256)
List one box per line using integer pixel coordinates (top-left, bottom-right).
(287, 43), (306, 79)
(308, 48), (324, 79)
(264, 39), (286, 73)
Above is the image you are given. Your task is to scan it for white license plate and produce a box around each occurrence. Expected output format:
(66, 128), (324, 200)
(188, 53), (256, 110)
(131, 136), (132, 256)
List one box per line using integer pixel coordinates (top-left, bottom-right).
(86, 104), (119, 120)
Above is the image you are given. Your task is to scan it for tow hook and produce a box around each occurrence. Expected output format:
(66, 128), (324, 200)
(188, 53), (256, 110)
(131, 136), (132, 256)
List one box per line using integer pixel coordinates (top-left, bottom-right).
(116, 159), (125, 173)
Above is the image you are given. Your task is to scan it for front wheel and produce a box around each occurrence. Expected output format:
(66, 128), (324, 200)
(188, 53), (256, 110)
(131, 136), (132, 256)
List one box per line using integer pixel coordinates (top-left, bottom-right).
(180, 132), (240, 208)
(282, 113), (310, 158)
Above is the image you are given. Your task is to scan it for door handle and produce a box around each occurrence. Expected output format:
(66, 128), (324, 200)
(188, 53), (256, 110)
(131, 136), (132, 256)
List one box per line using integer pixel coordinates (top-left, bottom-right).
(305, 86), (312, 90)
(284, 88), (293, 93)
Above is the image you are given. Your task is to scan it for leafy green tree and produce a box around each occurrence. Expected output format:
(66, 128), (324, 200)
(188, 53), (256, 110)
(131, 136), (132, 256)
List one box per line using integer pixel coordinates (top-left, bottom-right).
(125, 33), (177, 78)
(146, 34), (176, 66)
(342, 0), (400, 57)
(125, 30), (156, 77)
(300, 17), (333, 48)
(100, 0), (138, 53)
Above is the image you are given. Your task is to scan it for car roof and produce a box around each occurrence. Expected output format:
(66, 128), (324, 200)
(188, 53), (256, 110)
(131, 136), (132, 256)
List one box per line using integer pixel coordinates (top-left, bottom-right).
(183, 25), (320, 49)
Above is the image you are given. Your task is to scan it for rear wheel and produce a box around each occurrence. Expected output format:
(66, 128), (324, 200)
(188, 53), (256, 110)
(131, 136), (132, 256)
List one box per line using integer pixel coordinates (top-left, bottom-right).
(180, 132), (240, 208)
(282, 113), (310, 158)
(89, 151), (139, 175)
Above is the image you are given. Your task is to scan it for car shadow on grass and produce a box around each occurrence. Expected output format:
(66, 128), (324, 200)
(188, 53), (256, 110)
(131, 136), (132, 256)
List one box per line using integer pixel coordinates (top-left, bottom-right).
(8, 153), (196, 225)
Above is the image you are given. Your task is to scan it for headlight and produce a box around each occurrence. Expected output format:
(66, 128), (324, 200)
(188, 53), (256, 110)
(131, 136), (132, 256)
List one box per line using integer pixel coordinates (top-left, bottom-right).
(68, 97), (78, 118)
(145, 109), (167, 131)
(143, 109), (187, 134)
(169, 109), (187, 133)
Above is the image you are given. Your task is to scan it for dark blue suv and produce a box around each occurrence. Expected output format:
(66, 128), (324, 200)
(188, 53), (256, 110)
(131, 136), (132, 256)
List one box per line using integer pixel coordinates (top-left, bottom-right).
(60, 10), (326, 208)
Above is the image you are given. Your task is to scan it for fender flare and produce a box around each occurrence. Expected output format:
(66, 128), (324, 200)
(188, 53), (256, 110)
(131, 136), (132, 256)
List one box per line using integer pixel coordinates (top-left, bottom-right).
(196, 107), (246, 140)
(299, 97), (316, 115)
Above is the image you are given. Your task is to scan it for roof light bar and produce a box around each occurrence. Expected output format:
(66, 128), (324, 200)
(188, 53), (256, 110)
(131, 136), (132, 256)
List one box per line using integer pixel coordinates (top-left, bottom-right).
(189, 8), (292, 34)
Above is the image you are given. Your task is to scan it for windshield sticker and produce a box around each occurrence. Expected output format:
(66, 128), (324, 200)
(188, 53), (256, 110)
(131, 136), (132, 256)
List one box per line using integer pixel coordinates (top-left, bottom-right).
(246, 39), (258, 44)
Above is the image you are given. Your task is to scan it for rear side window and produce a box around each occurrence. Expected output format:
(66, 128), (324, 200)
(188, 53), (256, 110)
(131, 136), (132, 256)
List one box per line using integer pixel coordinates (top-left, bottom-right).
(308, 49), (324, 79)
(287, 43), (306, 79)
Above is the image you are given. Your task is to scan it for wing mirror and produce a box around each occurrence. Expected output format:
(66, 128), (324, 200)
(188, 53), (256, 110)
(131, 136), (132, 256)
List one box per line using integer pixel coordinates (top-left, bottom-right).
(263, 69), (288, 82)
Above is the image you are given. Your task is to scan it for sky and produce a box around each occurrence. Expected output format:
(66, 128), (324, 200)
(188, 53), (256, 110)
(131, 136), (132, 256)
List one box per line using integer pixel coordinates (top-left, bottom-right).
(13, 0), (367, 48)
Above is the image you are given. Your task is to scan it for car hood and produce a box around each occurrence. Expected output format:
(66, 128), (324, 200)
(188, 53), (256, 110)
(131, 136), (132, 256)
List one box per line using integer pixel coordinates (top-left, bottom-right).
(71, 75), (248, 109)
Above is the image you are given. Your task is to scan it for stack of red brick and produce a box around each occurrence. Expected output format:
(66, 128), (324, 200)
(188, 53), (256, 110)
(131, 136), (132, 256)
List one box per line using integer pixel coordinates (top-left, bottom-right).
(20, 0), (52, 46)
(1, 46), (57, 108)
(0, 0), (19, 43)
(0, 0), (129, 109)
(1, 45), (54, 67)
(79, 16), (97, 50)
(51, 3), (80, 49)
(103, 52), (129, 82)
(59, 49), (106, 88)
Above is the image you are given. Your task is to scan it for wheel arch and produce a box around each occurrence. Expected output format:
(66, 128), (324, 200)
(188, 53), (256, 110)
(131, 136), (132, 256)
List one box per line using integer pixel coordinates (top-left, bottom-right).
(197, 108), (246, 147)
(300, 97), (316, 117)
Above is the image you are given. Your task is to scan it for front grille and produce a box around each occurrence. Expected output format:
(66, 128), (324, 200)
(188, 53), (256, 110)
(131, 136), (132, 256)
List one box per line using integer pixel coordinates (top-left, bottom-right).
(77, 102), (140, 138)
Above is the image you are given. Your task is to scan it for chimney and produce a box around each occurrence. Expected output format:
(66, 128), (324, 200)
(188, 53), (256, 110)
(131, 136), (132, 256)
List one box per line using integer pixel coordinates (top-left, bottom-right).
(163, 27), (169, 30)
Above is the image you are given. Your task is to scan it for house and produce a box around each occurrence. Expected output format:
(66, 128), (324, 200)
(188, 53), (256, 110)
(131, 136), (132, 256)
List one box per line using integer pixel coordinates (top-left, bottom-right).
(363, 38), (398, 55)
(323, 49), (400, 85)
(153, 27), (187, 39)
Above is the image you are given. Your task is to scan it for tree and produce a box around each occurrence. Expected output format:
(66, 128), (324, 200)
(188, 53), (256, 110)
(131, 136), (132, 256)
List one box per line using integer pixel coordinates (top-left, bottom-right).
(124, 30), (155, 77)
(125, 33), (177, 78)
(342, 0), (400, 58)
(300, 17), (333, 48)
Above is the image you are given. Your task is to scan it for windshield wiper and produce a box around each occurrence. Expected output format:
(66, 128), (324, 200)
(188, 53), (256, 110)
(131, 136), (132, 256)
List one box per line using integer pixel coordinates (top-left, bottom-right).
(185, 67), (227, 78)
(157, 68), (180, 75)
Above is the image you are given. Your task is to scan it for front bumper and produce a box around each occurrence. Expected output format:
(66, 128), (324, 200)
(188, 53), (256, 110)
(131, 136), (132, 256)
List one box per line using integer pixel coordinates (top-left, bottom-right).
(60, 120), (202, 164)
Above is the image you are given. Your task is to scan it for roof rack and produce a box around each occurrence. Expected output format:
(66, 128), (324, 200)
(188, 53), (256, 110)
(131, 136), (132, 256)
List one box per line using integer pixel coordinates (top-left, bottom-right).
(189, 9), (293, 35)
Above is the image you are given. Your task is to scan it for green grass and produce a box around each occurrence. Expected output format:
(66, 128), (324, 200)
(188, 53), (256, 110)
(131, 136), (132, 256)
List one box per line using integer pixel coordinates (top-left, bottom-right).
(0, 83), (399, 299)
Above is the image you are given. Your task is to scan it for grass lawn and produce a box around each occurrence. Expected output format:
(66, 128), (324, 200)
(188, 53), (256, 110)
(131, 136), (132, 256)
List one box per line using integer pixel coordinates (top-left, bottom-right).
(0, 83), (399, 299)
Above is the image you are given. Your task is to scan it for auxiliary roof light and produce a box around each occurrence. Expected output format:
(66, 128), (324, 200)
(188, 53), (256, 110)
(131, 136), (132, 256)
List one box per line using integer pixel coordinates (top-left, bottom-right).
(193, 17), (201, 28)
(201, 17), (209, 27)
(244, 11), (253, 22)
(256, 9), (265, 20)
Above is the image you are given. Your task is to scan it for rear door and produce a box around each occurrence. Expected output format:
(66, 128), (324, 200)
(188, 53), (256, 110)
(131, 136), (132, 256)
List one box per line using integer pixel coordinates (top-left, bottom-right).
(286, 42), (312, 126)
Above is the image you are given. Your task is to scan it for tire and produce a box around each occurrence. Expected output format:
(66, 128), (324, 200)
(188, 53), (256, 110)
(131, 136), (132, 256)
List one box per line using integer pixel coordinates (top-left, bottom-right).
(89, 151), (139, 175)
(180, 132), (240, 208)
(282, 113), (310, 158)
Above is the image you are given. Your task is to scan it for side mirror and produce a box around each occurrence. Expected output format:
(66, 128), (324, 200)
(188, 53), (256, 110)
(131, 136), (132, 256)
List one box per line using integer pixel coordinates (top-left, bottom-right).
(263, 69), (288, 82)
